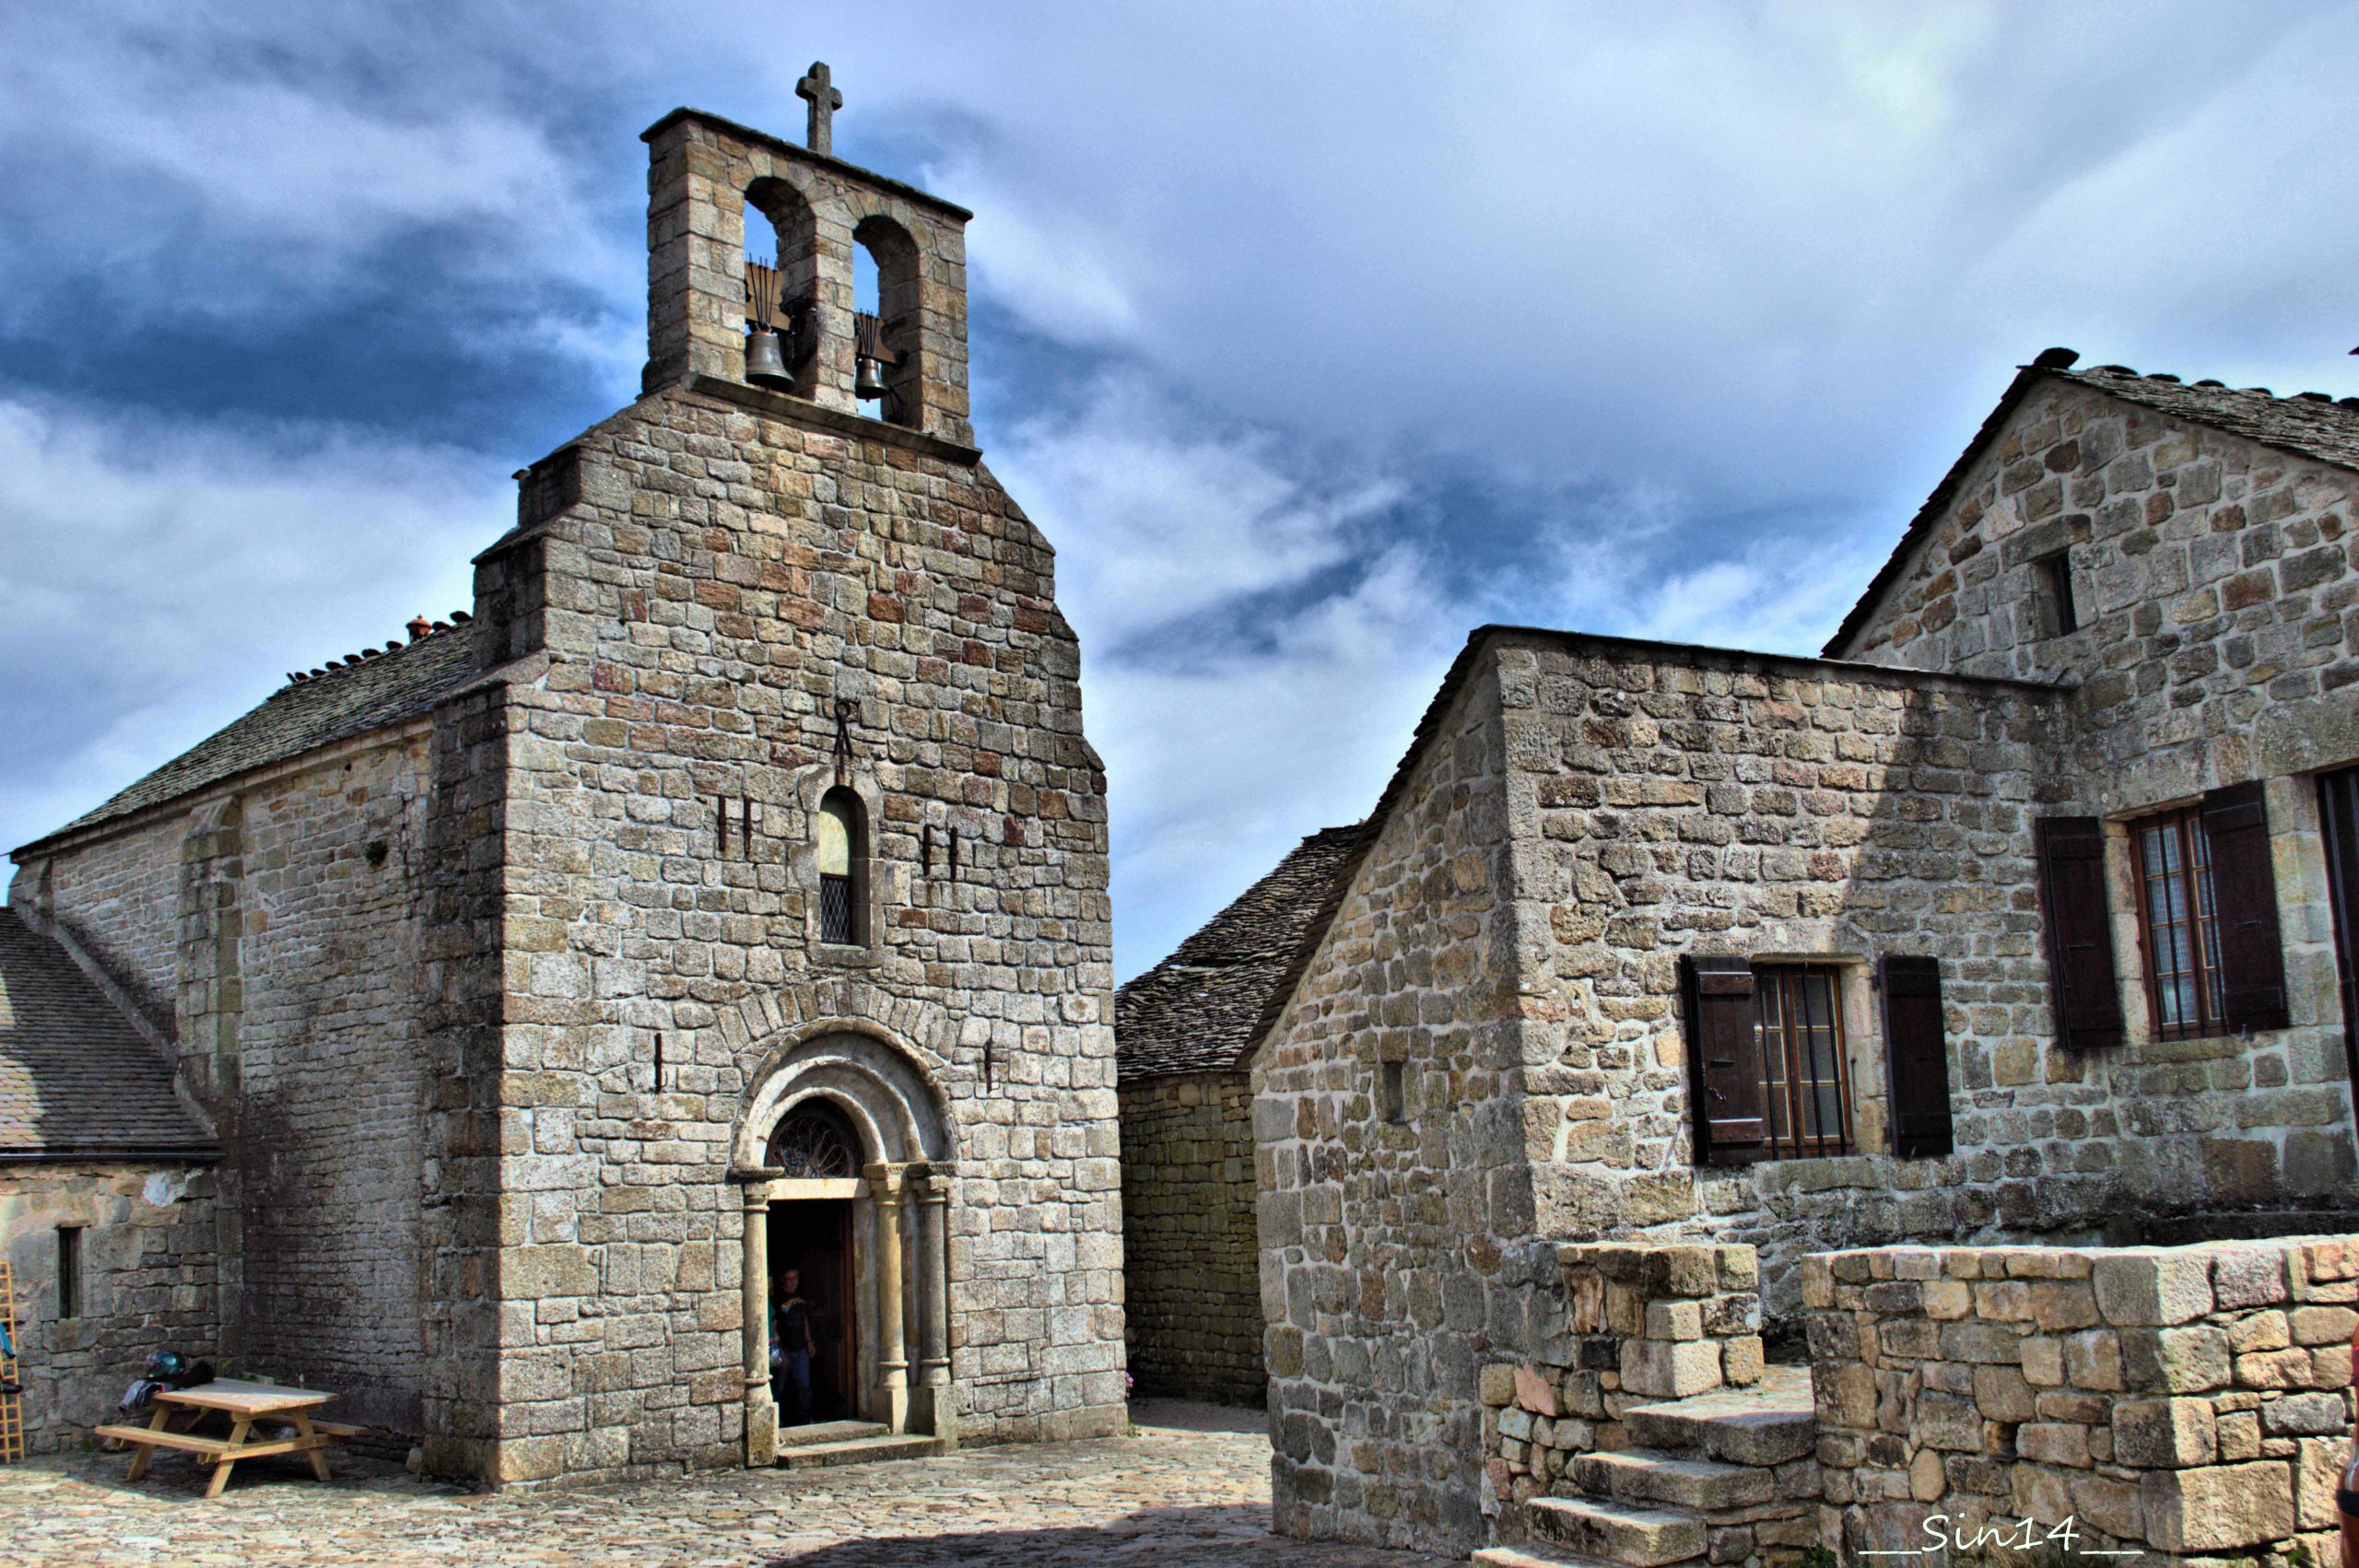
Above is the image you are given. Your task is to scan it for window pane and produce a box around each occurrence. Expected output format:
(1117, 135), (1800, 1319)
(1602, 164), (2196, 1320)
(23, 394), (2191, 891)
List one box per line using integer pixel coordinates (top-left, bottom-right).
(1755, 979), (1790, 1146)
(2189, 817), (2224, 1018)
(1798, 971), (1841, 1146)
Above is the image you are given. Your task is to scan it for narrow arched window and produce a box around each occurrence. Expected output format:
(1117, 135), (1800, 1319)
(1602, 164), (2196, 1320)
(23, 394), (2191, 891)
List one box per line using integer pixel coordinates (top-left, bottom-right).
(816, 788), (866, 946)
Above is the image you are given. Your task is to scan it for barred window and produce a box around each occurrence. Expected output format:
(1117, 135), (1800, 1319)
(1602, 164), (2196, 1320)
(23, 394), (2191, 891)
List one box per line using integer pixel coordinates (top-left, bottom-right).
(1754, 965), (1851, 1159)
(2132, 806), (2225, 1040)
(816, 789), (865, 947)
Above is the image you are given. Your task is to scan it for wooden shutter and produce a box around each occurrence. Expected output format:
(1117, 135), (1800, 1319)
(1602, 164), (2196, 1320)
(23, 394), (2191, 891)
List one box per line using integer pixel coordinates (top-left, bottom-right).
(1682, 955), (1766, 1165)
(2036, 815), (2125, 1050)
(2202, 781), (2290, 1032)
(1880, 955), (1953, 1159)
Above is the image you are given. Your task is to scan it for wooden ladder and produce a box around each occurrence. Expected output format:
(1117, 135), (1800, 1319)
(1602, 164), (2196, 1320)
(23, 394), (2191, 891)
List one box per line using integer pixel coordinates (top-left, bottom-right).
(0, 1258), (21, 1462)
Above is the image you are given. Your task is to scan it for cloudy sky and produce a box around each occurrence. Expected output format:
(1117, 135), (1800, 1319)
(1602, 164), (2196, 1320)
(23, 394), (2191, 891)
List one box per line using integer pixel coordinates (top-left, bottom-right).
(5, 3), (2357, 978)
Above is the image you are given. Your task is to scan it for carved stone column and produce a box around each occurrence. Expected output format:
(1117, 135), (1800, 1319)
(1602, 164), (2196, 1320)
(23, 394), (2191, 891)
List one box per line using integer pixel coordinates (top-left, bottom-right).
(866, 1163), (910, 1433)
(910, 1163), (956, 1445)
(739, 1184), (776, 1466)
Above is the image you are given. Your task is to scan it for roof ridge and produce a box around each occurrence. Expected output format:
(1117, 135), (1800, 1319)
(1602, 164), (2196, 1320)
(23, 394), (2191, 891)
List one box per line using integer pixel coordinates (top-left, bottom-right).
(282, 609), (475, 688)
(1824, 346), (2359, 659)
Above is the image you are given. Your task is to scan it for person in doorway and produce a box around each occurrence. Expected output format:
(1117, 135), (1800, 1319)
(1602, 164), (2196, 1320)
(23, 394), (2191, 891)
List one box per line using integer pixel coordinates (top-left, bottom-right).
(772, 1269), (816, 1425)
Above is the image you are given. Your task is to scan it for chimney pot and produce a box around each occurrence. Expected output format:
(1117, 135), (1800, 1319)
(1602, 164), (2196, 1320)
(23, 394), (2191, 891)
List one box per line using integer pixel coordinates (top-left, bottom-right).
(406, 615), (431, 642)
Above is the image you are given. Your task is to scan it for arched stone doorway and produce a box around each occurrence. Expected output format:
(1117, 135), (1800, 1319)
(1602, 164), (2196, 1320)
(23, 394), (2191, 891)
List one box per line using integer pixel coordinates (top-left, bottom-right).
(732, 1026), (955, 1465)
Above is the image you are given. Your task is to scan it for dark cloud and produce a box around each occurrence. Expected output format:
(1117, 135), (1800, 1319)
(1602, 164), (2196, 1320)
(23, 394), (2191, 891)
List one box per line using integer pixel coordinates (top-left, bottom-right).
(3, 2), (2354, 976)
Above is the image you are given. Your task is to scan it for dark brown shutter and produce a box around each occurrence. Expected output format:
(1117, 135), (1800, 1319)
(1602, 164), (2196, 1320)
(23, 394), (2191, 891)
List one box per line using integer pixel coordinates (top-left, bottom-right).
(1682, 955), (1766, 1165)
(2203, 781), (2290, 1032)
(1880, 955), (1953, 1159)
(2036, 815), (2125, 1050)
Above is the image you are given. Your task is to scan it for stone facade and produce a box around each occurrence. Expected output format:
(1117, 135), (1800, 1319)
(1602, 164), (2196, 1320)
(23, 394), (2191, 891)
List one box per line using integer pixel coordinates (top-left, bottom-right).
(6, 103), (1122, 1487)
(0, 1164), (217, 1452)
(1255, 354), (2359, 1559)
(16, 728), (436, 1437)
(1806, 1235), (2358, 1563)
(1117, 1070), (1262, 1406)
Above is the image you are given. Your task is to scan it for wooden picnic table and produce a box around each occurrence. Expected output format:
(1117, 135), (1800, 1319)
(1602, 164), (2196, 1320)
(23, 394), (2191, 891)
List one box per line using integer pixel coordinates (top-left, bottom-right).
(94, 1379), (358, 1498)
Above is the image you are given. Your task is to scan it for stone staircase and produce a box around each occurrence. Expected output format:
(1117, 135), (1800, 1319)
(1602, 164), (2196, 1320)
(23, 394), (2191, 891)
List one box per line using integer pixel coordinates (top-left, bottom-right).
(1475, 1367), (1818, 1568)
(773, 1419), (947, 1469)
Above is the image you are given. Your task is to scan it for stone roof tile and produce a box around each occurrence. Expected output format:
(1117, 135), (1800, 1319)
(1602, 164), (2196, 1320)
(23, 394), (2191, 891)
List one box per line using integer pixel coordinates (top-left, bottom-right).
(1115, 825), (1367, 1081)
(17, 620), (483, 851)
(1825, 351), (2359, 657)
(0, 909), (214, 1161)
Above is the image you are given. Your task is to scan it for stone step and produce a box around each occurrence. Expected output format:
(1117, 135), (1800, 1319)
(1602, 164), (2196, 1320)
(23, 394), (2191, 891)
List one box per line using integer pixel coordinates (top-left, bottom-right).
(774, 1419), (889, 1449)
(776, 1433), (945, 1469)
(1565, 1448), (1775, 1513)
(1525, 1495), (1708, 1566)
(1472, 1546), (1622, 1568)
(1622, 1366), (1815, 1469)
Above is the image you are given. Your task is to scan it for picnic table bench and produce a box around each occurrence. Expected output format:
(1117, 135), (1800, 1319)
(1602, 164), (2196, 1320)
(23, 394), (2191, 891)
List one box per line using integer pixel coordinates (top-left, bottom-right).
(95, 1378), (358, 1498)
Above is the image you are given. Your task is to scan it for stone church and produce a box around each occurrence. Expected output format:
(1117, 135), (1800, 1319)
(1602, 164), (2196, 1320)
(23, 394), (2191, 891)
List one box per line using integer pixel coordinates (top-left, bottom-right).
(1118, 350), (2359, 1558)
(2, 88), (1124, 1482)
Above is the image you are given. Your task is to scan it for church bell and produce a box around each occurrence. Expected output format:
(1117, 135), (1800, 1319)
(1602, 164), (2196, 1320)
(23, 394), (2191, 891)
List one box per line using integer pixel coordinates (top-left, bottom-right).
(745, 328), (794, 390)
(852, 310), (896, 403)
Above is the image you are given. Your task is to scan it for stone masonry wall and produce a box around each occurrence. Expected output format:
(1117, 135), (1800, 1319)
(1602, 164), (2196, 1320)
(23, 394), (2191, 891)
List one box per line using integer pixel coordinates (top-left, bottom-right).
(460, 379), (1121, 1484)
(1496, 632), (2359, 1317)
(1806, 1235), (2359, 1564)
(1481, 1242), (1767, 1494)
(9, 731), (439, 1442)
(15, 814), (186, 1043)
(1838, 377), (2359, 1211)
(1118, 1069), (1262, 1407)
(1256, 658), (1543, 1556)
(0, 1164), (217, 1453)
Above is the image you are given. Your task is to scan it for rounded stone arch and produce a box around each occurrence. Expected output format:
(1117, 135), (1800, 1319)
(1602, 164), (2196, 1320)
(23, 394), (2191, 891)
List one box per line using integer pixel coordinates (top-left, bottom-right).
(734, 1017), (956, 1170)
(850, 210), (923, 427)
(736, 158), (861, 404)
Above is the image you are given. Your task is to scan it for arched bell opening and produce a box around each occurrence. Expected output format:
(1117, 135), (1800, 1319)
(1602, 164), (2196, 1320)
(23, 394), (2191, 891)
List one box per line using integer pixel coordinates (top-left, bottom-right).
(744, 176), (821, 398)
(851, 215), (921, 427)
(734, 1031), (957, 1463)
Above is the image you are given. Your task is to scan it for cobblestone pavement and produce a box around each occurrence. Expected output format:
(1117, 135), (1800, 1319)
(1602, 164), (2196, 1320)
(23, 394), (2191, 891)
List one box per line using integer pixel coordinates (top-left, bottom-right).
(0, 1402), (1458, 1568)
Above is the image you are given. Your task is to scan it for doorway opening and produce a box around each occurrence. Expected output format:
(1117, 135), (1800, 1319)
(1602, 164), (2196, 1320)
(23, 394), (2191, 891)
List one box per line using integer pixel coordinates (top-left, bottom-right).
(769, 1199), (858, 1426)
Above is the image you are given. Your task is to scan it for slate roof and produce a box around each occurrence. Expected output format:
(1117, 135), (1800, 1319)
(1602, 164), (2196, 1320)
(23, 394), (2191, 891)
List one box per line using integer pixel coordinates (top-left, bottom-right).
(1115, 825), (1368, 1081)
(17, 619), (483, 852)
(0, 909), (214, 1161)
(1825, 350), (2359, 658)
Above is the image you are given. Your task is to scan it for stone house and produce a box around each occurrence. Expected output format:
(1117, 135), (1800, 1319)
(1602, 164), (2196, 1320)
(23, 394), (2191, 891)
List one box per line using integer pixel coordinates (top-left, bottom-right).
(1113, 824), (1362, 1406)
(0, 908), (218, 1447)
(3, 99), (1125, 1482)
(1242, 349), (2359, 1558)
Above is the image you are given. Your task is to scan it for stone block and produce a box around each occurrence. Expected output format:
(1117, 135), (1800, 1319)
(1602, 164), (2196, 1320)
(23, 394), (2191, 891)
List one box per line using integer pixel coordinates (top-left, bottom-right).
(2094, 1249), (2214, 1327)
(2260, 1392), (2347, 1437)
(2140, 1461), (2295, 1552)
(2062, 1328), (2123, 1391)
(1515, 1364), (1562, 1417)
(2112, 1398), (2217, 1469)
(1621, 1339), (1722, 1399)
(2017, 1422), (2092, 1468)
(1720, 1335), (1765, 1387)
(2119, 1325), (2230, 1393)
(1911, 1389), (1983, 1452)
(1480, 1363), (1518, 1407)
(2296, 1435), (2346, 1530)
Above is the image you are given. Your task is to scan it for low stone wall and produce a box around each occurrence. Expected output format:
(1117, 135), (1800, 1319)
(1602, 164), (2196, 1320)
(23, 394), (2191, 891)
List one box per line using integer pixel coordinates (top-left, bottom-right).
(1805, 1235), (2358, 1562)
(1483, 1242), (1766, 1502)
(0, 1164), (218, 1453)
(1118, 1070), (1263, 1406)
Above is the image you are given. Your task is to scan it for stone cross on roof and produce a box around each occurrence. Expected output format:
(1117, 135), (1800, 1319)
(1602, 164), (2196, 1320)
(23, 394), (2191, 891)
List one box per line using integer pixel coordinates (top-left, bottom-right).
(796, 62), (843, 156)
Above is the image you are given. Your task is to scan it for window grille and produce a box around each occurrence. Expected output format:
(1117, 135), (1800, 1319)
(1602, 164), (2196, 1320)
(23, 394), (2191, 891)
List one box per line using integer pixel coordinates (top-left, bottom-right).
(1753, 966), (1851, 1159)
(819, 872), (856, 946)
(2133, 806), (2225, 1039)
